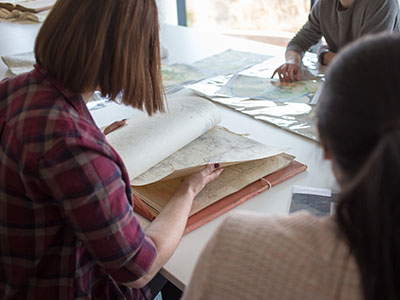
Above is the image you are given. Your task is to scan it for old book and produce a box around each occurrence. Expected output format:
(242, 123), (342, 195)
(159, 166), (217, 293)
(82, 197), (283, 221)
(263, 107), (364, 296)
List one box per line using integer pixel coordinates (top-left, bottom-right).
(0, 0), (55, 13)
(106, 96), (307, 232)
(135, 159), (307, 234)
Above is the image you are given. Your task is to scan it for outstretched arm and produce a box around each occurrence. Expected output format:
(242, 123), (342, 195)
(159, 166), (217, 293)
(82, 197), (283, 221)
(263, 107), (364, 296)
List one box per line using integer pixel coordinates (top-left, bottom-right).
(125, 164), (224, 288)
(273, 1), (323, 82)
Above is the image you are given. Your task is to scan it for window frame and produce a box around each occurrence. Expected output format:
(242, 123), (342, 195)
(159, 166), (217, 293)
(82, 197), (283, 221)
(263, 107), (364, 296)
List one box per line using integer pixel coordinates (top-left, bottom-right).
(177, 0), (187, 26)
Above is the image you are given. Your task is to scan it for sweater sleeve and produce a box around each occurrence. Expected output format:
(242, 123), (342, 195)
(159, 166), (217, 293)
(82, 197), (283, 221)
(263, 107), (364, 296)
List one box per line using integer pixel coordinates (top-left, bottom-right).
(360, 0), (400, 35)
(286, 0), (323, 57)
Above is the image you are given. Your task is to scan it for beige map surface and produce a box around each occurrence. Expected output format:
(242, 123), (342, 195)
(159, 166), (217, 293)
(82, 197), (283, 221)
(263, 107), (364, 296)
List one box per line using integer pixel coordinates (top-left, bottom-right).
(106, 96), (285, 186)
(134, 126), (283, 185)
(133, 153), (293, 216)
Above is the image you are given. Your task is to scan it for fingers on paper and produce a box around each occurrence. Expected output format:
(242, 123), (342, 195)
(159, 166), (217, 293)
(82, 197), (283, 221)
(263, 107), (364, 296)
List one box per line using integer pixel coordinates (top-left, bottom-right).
(272, 63), (302, 83)
(202, 163), (224, 184)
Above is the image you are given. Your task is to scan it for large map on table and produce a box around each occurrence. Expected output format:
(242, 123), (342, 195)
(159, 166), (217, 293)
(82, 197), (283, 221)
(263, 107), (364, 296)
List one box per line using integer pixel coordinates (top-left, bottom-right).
(161, 50), (272, 93)
(188, 52), (324, 141)
(192, 49), (272, 75)
(217, 74), (319, 103)
(162, 63), (210, 93)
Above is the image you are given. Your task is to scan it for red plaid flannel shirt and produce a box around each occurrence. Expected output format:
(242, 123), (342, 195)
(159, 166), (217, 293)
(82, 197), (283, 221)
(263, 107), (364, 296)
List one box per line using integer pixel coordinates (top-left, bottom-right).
(0, 66), (157, 299)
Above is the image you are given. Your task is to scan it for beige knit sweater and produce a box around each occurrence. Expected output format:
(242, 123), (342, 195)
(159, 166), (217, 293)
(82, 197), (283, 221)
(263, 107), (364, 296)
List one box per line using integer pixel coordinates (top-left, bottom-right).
(183, 211), (362, 300)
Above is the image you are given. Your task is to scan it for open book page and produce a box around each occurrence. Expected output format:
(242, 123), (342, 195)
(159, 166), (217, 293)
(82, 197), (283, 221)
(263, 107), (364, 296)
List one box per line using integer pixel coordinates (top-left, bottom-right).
(133, 126), (284, 185)
(133, 153), (293, 216)
(106, 97), (221, 180)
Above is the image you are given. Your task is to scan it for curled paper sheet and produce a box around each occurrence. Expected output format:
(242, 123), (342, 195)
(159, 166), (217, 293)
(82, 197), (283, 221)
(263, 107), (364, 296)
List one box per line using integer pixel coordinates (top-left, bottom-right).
(1, 51), (35, 75)
(106, 96), (223, 182)
(0, 9), (50, 22)
(0, 8), (13, 18)
(134, 126), (285, 186)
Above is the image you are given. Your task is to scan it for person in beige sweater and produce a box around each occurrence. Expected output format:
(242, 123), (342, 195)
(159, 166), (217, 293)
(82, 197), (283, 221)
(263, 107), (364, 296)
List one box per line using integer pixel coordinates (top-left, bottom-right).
(183, 33), (400, 300)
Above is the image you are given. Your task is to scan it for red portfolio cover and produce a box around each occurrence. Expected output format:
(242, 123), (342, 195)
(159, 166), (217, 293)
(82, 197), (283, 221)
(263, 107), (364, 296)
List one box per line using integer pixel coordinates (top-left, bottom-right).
(133, 160), (307, 234)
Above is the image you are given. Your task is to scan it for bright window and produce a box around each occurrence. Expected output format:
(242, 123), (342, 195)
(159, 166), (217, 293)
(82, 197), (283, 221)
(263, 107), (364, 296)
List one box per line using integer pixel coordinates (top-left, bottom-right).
(186, 0), (311, 35)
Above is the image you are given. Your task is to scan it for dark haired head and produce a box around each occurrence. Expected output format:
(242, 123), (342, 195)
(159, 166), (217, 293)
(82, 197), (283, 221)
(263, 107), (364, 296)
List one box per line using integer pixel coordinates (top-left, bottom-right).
(318, 33), (400, 177)
(317, 33), (400, 300)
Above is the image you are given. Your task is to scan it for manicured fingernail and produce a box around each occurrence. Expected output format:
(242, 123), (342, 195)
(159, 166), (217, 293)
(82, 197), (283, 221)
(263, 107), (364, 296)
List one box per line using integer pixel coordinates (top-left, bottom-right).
(214, 163), (220, 168)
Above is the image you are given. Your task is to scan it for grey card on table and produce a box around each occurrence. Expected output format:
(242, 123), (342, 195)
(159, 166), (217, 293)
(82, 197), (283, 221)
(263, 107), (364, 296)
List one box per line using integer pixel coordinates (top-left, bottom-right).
(290, 185), (337, 217)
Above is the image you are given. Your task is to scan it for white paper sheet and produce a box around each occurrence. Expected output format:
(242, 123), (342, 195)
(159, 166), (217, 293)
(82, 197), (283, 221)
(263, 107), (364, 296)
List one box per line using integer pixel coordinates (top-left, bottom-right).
(106, 96), (221, 181)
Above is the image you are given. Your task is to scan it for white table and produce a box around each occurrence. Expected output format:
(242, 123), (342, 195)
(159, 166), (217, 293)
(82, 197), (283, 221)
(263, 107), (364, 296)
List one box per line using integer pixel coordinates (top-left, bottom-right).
(0, 21), (336, 291)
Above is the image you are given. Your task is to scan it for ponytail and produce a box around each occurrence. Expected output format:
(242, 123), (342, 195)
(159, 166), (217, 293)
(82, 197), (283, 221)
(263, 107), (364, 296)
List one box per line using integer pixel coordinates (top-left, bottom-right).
(336, 129), (400, 300)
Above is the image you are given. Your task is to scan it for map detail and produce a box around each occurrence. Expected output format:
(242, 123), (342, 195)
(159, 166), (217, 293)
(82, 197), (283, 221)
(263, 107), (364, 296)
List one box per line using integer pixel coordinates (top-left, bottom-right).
(217, 74), (319, 103)
(162, 63), (210, 93)
(133, 126), (283, 186)
(192, 49), (272, 75)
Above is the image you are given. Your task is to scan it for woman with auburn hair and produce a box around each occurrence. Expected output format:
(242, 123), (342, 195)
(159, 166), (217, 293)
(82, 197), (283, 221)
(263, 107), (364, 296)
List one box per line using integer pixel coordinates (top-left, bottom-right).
(183, 33), (400, 300)
(0, 0), (222, 299)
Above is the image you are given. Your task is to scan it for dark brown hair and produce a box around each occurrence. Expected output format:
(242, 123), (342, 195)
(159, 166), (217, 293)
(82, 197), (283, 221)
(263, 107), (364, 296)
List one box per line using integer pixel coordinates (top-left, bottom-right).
(35, 0), (164, 115)
(318, 33), (400, 300)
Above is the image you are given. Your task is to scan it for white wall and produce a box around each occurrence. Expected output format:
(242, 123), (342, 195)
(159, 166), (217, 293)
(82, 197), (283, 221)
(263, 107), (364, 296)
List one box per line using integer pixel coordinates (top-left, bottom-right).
(156, 0), (178, 25)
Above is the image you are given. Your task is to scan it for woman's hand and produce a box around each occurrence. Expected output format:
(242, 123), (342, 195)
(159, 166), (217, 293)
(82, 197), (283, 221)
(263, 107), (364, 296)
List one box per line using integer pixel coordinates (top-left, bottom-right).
(103, 119), (126, 135)
(272, 63), (302, 82)
(176, 164), (224, 199)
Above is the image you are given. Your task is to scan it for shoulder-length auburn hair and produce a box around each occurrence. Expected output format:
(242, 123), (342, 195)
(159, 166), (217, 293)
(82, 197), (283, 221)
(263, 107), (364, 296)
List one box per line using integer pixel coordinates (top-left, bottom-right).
(35, 0), (164, 115)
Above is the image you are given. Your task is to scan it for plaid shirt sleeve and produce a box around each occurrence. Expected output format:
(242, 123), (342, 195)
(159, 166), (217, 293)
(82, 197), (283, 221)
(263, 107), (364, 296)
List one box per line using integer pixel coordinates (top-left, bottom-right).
(35, 132), (156, 284)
